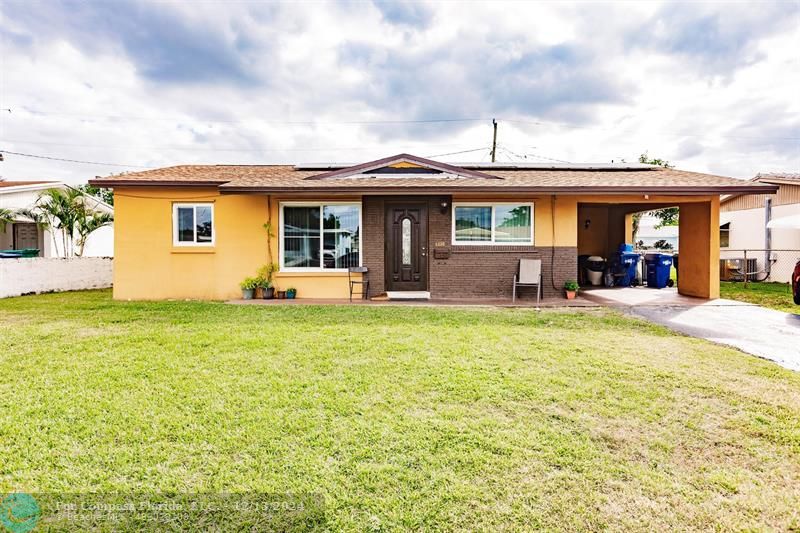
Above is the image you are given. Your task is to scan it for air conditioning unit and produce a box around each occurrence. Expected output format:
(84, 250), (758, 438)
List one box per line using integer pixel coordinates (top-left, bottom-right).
(719, 258), (758, 281)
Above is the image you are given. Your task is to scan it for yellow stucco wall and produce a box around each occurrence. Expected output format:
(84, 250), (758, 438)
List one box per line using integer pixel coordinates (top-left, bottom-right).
(113, 190), (721, 300)
(113, 187), (270, 300)
(113, 188), (363, 300)
(678, 198), (720, 299)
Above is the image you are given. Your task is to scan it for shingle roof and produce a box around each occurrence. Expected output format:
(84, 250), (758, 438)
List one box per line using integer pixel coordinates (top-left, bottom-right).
(89, 156), (778, 195)
(0, 180), (57, 188)
(756, 173), (800, 183)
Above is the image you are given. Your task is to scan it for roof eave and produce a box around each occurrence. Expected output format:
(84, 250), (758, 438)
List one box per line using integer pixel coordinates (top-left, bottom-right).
(88, 179), (229, 188)
(219, 184), (779, 195)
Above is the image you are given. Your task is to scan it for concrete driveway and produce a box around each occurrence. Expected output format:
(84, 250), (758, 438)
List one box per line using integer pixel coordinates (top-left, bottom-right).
(583, 288), (800, 371)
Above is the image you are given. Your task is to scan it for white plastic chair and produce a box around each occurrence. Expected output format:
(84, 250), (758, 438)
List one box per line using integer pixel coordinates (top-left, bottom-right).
(513, 259), (542, 304)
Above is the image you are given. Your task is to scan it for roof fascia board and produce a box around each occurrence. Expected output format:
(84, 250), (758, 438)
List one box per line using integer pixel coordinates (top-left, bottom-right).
(219, 184), (779, 195)
(88, 179), (228, 188)
(0, 182), (63, 194)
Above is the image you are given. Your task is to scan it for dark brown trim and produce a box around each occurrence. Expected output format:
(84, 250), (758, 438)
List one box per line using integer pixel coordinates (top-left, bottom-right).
(304, 153), (501, 181)
(88, 179), (228, 187)
(90, 178), (779, 196)
(219, 184), (779, 195)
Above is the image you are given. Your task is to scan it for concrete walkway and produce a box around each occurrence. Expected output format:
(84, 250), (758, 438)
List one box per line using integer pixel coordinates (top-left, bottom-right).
(583, 287), (800, 371)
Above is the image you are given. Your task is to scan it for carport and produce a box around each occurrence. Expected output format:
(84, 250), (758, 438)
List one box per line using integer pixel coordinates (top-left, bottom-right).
(576, 196), (722, 299)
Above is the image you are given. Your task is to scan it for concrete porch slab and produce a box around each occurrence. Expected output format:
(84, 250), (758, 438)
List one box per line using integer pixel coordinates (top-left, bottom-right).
(580, 287), (754, 308)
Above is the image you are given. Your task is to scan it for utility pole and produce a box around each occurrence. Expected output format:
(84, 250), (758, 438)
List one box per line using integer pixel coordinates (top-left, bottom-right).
(490, 119), (498, 162)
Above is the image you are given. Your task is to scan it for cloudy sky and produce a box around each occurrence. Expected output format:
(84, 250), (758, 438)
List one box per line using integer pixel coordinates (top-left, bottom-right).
(1, 0), (798, 184)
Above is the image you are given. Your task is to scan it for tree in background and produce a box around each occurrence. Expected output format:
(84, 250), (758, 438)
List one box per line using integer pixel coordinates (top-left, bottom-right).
(75, 210), (114, 256)
(16, 187), (113, 257)
(77, 184), (114, 206)
(632, 152), (680, 243)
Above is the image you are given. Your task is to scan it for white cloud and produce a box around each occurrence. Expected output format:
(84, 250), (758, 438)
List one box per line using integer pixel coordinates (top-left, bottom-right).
(0, 0), (797, 184)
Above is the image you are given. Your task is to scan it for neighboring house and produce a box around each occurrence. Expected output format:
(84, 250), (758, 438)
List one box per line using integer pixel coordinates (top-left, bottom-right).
(636, 214), (679, 249)
(0, 180), (114, 257)
(90, 153), (774, 301)
(720, 173), (800, 282)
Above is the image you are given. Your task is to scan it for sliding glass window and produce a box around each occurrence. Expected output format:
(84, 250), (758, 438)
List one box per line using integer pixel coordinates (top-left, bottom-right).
(452, 203), (533, 245)
(281, 204), (360, 270)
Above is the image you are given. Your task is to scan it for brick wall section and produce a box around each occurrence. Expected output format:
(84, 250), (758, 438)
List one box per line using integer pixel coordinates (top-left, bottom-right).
(362, 197), (386, 295)
(362, 196), (577, 300)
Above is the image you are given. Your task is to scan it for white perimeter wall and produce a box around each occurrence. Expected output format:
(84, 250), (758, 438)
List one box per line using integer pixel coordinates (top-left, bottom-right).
(0, 257), (113, 298)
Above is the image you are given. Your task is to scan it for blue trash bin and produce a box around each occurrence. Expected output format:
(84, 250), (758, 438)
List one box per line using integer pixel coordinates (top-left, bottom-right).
(620, 252), (640, 286)
(608, 251), (639, 287)
(645, 253), (673, 289)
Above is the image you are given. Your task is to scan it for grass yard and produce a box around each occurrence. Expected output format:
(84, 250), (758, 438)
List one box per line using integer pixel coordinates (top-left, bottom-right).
(720, 281), (798, 314)
(1, 290), (800, 530)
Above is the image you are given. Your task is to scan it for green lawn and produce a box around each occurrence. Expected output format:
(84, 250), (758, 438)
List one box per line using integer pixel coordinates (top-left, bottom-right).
(1, 290), (800, 530)
(720, 281), (798, 314)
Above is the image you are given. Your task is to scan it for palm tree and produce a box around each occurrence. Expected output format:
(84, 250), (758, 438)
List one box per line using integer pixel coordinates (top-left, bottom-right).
(75, 211), (114, 257)
(14, 187), (112, 257)
(34, 188), (85, 256)
(0, 208), (14, 233)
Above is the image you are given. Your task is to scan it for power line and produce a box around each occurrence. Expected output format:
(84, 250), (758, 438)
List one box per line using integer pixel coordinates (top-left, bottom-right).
(425, 147), (490, 158)
(503, 119), (800, 142)
(0, 138), (484, 153)
(8, 108), (492, 126)
(8, 107), (799, 141)
(0, 146), (496, 171)
(0, 149), (155, 169)
(497, 144), (572, 164)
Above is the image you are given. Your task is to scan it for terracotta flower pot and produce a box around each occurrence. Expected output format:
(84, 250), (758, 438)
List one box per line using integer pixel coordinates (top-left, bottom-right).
(565, 290), (576, 300)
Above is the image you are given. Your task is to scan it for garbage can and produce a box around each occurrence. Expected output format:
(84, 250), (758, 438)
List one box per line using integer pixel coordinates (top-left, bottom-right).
(578, 255), (590, 286)
(672, 253), (678, 285)
(585, 256), (605, 286)
(645, 253), (674, 289)
(620, 252), (640, 286)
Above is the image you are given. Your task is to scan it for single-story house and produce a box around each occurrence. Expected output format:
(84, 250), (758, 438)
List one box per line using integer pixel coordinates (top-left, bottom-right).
(0, 180), (114, 257)
(720, 173), (800, 282)
(90, 154), (775, 301)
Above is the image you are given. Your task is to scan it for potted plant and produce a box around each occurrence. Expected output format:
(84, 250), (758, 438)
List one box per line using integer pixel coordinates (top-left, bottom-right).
(564, 280), (579, 300)
(257, 277), (274, 299)
(256, 263), (278, 299)
(286, 287), (297, 299)
(240, 277), (258, 300)
(276, 288), (286, 299)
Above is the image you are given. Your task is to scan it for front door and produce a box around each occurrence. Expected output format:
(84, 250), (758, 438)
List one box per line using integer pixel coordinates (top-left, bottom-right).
(13, 223), (39, 251)
(385, 203), (428, 291)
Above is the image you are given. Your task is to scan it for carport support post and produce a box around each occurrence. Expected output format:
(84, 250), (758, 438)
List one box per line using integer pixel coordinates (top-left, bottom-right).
(677, 199), (720, 299)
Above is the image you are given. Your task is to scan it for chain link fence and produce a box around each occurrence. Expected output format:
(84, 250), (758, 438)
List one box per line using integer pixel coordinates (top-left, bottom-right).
(719, 249), (800, 286)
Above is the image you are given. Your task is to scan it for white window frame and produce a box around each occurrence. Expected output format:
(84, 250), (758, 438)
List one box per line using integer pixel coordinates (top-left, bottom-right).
(172, 203), (215, 246)
(279, 201), (363, 272)
(452, 202), (534, 246)
(720, 222), (730, 249)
